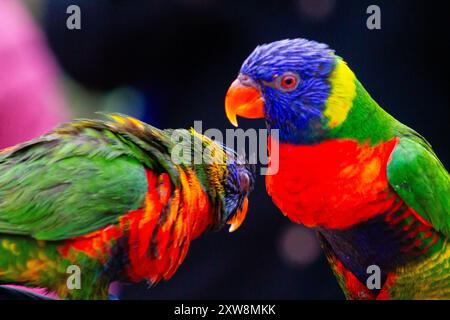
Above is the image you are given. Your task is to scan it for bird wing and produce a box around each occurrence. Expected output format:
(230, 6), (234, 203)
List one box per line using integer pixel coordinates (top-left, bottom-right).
(387, 134), (450, 236)
(0, 116), (177, 241)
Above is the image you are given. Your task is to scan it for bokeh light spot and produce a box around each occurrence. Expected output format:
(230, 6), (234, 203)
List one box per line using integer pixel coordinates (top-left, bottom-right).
(278, 224), (321, 268)
(297, 0), (336, 22)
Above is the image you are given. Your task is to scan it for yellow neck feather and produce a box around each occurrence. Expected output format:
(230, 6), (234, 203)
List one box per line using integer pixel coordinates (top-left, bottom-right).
(324, 59), (357, 128)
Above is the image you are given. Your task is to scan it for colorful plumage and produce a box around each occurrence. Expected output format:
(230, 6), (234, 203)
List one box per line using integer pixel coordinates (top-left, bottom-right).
(225, 38), (450, 299)
(0, 114), (254, 299)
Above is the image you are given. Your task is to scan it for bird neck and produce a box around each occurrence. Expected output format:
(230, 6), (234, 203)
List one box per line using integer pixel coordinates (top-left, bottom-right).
(327, 80), (400, 145)
(267, 75), (401, 146)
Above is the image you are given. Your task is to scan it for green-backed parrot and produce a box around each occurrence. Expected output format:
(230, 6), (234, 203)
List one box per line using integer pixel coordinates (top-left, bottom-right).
(225, 38), (449, 299)
(0, 114), (254, 299)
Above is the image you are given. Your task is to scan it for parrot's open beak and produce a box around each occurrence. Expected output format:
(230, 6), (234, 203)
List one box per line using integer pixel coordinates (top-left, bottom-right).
(228, 197), (249, 232)
(225, 77), (265, 127)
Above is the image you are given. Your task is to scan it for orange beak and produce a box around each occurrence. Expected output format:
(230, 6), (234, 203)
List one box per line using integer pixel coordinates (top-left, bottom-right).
(228, 197), (249, 233)
(225, 78), (265, 127)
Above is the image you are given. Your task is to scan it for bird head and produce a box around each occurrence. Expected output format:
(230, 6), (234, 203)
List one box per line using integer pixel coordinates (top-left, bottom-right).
(225, 38), (357, 144)
(222, 158), (255, 232)
(188, 130), (255, 233)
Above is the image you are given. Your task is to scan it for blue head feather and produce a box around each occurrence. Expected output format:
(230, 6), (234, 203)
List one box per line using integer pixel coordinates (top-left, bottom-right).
(240, 38), (337, 144)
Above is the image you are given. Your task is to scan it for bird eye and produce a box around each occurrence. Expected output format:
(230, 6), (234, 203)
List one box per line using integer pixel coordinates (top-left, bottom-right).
(277, 72), (300, 92)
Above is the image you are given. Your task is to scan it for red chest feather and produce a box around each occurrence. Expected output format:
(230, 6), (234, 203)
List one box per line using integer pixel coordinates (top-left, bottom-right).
(59, 169), (212, 284)
(266, 138), (399, 229)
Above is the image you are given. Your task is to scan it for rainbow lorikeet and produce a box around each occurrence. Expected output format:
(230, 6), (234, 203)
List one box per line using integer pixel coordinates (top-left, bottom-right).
(225, 38), (450, 299)
(0, 114), (254, 299)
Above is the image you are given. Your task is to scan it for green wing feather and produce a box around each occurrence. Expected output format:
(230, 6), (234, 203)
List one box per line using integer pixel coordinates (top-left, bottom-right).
(0, 115), (183, 241)
(387, 131), (450, 236)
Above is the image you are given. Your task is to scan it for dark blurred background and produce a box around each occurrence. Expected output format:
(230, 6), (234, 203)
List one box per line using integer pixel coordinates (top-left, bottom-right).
(1, 0), (448, 299)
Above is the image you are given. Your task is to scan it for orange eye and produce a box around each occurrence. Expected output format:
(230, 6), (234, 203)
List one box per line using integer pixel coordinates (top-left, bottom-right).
(278, 72), (300, 92)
